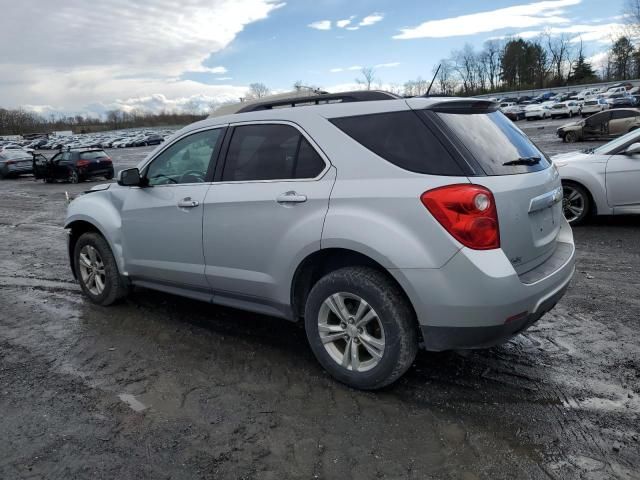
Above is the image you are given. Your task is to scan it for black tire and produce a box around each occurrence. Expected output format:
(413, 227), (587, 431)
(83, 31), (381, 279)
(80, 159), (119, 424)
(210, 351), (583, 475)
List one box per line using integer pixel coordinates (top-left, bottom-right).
(74, 232), (129, 306)
(562, 182), (591, 225)
(105, 171), (114, 180)
(564, 131), (578, 143)
(304, 266), (418, 390)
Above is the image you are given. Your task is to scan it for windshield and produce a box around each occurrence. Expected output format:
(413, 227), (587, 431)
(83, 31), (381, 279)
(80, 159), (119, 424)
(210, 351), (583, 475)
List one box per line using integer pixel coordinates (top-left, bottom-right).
(435, 111), (551, 175)
(593, 129), (640, 155)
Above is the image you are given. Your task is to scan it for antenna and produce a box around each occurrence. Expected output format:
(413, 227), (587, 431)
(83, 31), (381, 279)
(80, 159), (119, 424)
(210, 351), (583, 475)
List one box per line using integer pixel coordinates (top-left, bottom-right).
(426, 64), (441, 96)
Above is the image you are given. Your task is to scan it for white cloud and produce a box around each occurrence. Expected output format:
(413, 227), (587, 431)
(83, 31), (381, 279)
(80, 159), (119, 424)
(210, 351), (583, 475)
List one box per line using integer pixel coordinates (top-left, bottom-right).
(359, 13), (384, 27)
(490, 22), (624, 43)
(312, 13), (383, 32)
(0, 0), (284, 112)
(329, 65), (364, 73)
(215, 77), (233, 81)
(393, 0), (581, 39)
(375, 62), (401, 69)
(308, 20), (331, 30)
(336, 16), (355, 28)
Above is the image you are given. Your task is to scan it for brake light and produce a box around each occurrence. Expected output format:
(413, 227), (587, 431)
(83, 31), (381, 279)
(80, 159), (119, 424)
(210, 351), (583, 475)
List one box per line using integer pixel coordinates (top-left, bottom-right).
(76, 159), (90, 167)
(103, 157), (112, 164)
(420, 184), (500, 250)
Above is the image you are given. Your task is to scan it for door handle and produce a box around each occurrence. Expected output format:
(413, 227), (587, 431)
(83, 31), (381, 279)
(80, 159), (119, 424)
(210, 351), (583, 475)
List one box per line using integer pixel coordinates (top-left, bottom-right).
(276, 191), (307, 204)
(177, 197), (199, 208)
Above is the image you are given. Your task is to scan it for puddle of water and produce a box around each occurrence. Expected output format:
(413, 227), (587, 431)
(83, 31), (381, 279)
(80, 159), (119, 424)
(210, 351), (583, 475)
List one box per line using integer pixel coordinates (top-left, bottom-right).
(118, 393), (147, 412)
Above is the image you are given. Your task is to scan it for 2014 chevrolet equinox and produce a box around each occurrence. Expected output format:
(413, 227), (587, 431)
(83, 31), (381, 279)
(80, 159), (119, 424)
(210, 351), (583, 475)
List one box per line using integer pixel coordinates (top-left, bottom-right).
(65, 93), (575, 390)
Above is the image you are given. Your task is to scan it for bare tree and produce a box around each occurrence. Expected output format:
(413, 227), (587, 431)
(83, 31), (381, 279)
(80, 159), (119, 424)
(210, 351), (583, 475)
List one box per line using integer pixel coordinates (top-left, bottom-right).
(247, 83), (271, 100)
(483, 40), (503, 90)
(356, 67), (376, 90)
(543, 32), (573, 83)
(434, 60), (457, 95)
(453, 44), (479, 94)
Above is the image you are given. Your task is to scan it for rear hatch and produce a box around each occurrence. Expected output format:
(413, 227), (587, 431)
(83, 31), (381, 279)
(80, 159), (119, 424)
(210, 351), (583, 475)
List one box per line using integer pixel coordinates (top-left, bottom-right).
(414, 100), (563, 275)
(79, 150), (112, 173)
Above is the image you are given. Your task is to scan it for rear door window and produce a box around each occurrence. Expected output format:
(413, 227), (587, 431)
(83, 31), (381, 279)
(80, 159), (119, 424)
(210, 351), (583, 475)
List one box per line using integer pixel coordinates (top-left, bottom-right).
(434, 111), (550, 175)
(330, 111), (465, 175)
(222, 124), (326, 181)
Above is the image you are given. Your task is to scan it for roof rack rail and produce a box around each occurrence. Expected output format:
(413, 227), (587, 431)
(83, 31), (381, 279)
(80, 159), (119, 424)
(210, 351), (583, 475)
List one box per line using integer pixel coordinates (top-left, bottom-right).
(235, 90), (401, 113)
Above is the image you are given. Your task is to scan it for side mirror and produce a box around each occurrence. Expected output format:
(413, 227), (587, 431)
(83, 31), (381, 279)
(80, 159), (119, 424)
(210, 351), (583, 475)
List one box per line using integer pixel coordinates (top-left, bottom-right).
(117, 168), (142, 186)
(624, 143), (640, 156)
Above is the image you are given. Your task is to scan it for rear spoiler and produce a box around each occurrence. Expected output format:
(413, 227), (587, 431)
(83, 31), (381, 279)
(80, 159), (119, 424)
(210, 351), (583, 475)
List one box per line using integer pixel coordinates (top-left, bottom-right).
(427, 99), (499, 114)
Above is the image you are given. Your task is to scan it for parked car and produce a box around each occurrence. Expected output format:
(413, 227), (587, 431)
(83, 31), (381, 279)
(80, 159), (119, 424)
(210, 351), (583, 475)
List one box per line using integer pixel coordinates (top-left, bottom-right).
(532, 92), (555, 103)
(63, 93), (575, 390)
(0, 150), (33, 179)
(557, 109), (640, 142)
(607, 82), (633, 92)
(33, 149), (114, 183)
(581, 98), (609, 117)
(550, 101), (581, 119)
(554, 128), (640, 224)
(606, 93), (636, 108)
(517, 96), (532, 104)
(525, 102), (554, 120)
(606, 86), (628, 95)
(502, 104), (526, 121)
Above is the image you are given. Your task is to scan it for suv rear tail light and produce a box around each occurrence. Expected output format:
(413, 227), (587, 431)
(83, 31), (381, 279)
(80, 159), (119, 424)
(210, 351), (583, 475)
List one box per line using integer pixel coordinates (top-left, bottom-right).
(76, 159), (90, 167)
(420, 184), (500, 250)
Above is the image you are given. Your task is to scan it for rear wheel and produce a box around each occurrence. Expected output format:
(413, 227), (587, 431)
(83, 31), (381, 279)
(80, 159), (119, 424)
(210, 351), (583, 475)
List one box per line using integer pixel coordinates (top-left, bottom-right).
(68, 168), (79, 184)
(562, 182), (590, 225)
(105, 171), (114, 180)
(74, 232), (129, 305)
(304, 267), (418, 390)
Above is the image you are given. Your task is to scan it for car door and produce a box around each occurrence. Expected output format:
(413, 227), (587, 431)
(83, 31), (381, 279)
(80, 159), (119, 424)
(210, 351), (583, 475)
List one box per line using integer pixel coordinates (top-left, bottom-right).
(609, 110), (639, 136)
(606, 148), (640, 209)
(583, 111), (611, 138)
(120, 127), (225, 292)
(202, 122), (335, 317)
(54, 152), (73, 179)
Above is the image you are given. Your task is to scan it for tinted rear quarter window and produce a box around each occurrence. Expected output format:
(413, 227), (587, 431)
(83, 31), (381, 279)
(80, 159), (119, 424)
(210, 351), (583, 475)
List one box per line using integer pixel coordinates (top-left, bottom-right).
(434, 111), (550, 175)
(330, 111), (465, 176)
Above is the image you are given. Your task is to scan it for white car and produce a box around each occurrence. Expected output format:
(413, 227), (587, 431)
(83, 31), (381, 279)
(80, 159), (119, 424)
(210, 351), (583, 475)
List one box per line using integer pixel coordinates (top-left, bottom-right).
(525, 102), (554, 120)
(606, 86), (628, 95)
(550, 101), (581, 119)
(581, 98), (609, 117)
(553, 129), (640, 224)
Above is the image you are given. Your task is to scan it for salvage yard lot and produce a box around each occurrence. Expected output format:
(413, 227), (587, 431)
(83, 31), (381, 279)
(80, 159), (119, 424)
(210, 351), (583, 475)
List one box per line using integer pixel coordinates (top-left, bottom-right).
(1, 119), (639, 479)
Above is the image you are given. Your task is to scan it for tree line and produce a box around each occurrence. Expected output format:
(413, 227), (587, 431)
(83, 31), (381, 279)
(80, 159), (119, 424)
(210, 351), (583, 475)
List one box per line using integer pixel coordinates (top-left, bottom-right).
(0, 108), (207, 136)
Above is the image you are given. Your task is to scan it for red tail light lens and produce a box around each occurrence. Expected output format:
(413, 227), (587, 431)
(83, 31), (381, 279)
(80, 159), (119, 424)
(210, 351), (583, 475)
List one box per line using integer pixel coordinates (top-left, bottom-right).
(420, 184), (500, 250)
(76, 159), (90, 167)
(103, 157), (112, 164)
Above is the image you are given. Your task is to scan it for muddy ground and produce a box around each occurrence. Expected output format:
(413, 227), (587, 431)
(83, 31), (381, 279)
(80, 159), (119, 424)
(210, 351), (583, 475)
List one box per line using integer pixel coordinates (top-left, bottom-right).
(1, 119), (639, 479)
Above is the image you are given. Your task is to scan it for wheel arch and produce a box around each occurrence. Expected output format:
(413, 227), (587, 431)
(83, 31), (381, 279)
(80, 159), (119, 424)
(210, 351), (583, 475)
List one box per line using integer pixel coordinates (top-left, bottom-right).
(290, 248), (418, 328)
(561, 178), (598, 216)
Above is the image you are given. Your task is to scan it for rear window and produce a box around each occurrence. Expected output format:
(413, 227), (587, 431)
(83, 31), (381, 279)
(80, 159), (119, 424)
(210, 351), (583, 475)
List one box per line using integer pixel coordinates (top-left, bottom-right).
(434, 111), (551, 175)
(79, 151), (108, 160)
(330, 111), (465, 176)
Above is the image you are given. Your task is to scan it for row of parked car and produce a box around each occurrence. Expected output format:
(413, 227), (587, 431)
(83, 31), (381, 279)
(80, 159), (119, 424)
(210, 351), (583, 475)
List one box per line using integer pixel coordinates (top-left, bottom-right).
(0, 128), (175, 154)
(495, 82), (640, 122)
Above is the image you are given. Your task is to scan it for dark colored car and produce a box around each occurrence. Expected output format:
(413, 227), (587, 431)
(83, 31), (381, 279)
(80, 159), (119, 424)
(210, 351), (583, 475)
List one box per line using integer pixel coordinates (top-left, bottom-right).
(144, 134), (164, 146)
(517, 96), (532, 104)
(532, 92), (554, 103)
(33, 149), (114, 183)
(0, 150), (33, 178)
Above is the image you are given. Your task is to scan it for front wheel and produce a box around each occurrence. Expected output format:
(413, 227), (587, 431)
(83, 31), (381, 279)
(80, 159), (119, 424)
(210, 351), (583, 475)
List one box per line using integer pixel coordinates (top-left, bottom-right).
(304, 267), (418, 390)
(564, 131), (578, 143)
(562, 182), (590, 225)
(74, 232), (129, 305)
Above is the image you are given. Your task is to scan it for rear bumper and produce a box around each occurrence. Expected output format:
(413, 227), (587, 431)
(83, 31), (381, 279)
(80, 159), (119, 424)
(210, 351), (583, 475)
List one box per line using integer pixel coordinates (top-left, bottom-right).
(390, 228), (575, 351)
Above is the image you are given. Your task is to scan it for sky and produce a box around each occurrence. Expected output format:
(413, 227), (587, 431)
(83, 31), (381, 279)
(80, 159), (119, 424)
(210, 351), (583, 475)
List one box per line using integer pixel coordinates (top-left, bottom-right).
(0, 0), (628, 117)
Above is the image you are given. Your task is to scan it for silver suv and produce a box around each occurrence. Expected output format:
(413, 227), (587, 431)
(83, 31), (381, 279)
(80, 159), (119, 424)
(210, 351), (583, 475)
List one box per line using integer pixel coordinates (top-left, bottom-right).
(65, 92), (575, 390)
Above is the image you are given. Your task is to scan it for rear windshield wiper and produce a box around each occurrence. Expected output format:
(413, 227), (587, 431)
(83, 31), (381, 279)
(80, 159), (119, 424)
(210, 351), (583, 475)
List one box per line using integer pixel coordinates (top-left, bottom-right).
(502, 156), (541, 166)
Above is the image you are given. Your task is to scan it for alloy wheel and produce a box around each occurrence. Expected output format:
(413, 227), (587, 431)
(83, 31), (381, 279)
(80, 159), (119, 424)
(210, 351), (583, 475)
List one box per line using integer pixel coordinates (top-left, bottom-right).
(69, 169), (79, 184)
(562, 185), (585, 223)
(318, 292), (386, 373)
(78, 245), (106, 295)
